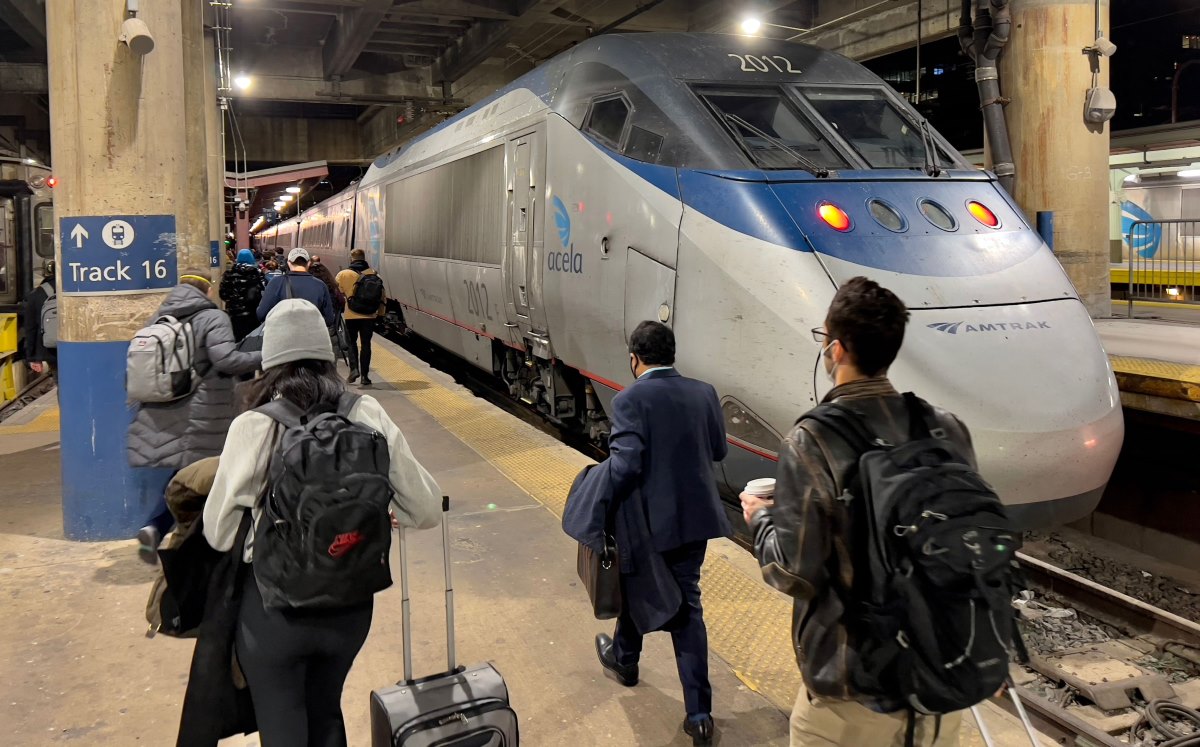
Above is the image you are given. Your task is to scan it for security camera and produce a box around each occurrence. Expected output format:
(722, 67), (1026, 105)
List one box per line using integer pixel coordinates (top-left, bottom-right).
(1085, 36), (1117, 58)
(1085, 86), (1117, 123)
(120, 17), (155, 56)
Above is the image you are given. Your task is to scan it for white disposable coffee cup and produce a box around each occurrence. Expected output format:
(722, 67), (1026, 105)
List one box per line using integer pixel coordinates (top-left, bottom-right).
(744, 478), (776, 498)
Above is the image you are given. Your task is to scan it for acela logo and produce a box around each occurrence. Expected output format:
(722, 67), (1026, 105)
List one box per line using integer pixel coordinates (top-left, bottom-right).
(928, 321), (1051, 335)
(552, 195), (571, 247)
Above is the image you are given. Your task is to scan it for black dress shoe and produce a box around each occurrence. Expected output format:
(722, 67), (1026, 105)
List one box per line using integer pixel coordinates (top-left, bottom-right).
(594, 634), (638, 686)
(682, 716), (714, 746)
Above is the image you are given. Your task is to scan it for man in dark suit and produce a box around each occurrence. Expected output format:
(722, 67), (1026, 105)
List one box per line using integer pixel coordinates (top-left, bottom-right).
(563, 321), (729, 746)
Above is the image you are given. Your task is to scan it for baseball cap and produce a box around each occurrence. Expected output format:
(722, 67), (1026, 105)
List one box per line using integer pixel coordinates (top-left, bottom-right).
(287, 247), (310, 264)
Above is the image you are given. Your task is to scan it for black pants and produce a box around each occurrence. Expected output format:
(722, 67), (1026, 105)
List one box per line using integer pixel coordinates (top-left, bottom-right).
(613, 541), (712, 718)
(230, 313), (259, 343)
(344, 318), (375, 377)
(236, 571), (373, 747)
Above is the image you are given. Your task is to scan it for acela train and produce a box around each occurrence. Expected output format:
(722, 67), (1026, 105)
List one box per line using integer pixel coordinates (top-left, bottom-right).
(254, 33), (1122, 529)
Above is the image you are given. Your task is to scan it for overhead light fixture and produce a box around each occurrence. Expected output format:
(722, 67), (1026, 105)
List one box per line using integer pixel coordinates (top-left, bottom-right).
(1179, 169), (1200, 179)
(23, 157), (36, 165)
(285, 186), (301, 194)
(1123, 174), (1140, 184)
(740, 17), (762, 34)
(279, 194), (294, 202)
(738, 14), (810, 39)
(234, 73), (252, 91)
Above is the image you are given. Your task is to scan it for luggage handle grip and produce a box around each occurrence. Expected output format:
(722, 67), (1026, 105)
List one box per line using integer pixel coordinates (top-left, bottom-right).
(399, 495), (455, 684)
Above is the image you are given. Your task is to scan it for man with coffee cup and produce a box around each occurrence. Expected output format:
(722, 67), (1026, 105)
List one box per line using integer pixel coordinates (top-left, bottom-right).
(739, 277), (977, 747)
(563, 320), (729, 746)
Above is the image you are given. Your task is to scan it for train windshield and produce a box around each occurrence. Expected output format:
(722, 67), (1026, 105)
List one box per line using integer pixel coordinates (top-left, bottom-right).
(697, 88), (848, 171)
(799, 87), (952, 170)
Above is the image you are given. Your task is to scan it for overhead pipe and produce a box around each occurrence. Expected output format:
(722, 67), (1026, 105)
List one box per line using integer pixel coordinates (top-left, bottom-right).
(959, 0), (1016, 195)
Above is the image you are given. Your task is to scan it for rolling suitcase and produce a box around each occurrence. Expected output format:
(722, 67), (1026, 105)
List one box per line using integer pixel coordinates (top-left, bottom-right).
(370, 496), (519, 746)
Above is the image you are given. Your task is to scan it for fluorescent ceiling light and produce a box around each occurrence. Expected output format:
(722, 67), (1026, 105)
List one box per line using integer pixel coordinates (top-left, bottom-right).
(740, 17), (762, 34)
(1178, 169), (1200, 178)
(234, 73), (252, 91)
(285, 186), (301, 194)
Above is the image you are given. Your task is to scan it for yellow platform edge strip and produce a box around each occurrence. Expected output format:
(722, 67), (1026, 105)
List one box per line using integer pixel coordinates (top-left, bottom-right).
(0, 407), (60, 435)
(1109, 354), (1200, 385)
(370, 344), (802, 711)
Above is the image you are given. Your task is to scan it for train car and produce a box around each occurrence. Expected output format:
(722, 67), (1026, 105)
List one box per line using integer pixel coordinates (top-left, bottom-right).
(0, 157), (55, 313)
(350, 32), (1121, 529)
(297, 185), (356, 270)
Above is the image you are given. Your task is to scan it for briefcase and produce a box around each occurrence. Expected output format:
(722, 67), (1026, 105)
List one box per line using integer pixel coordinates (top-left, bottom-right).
(577, 533), (622, 620)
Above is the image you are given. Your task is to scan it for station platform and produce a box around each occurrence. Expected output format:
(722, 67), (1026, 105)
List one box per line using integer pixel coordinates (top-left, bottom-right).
(0, 337), (1052, 746)
(1099, 301), (1200, 419)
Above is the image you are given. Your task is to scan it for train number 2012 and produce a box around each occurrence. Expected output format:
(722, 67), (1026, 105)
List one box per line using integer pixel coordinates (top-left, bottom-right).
(464, 279), (493, 320)
(728, 54), (802, 74)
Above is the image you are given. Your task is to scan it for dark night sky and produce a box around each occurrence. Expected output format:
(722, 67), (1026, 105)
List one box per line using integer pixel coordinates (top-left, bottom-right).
(862, 1), (1200, 151)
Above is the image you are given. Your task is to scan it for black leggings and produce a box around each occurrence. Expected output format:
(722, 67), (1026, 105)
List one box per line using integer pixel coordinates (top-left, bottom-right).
(236, 571), (373, 747)
(344, 317), (375, 376)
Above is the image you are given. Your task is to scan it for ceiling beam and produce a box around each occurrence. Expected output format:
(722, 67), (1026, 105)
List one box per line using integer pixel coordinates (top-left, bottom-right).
(376, 21), (464, 36)
(431, 0), (560, 84)
(323, 0), (394, 79)
(0, 0), (46, 53)
(0, 62), (47, 93)
(388, 0), (516, 22)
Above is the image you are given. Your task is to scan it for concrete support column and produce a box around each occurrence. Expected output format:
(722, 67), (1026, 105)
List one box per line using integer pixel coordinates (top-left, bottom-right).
(47, 0), (212, 539)
(998, 0), (1111, 316)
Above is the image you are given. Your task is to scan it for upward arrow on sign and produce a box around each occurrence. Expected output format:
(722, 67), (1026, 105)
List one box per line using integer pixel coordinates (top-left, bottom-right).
(70, 223), (89, 248)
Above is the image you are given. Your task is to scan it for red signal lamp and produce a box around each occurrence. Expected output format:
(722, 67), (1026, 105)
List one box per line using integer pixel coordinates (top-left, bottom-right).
(967, 200), (999, 228)
(818, 202), (852, 232)
(45, 175), (58, 188)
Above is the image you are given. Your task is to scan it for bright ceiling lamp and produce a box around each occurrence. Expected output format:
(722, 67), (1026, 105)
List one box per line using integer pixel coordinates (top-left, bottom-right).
(279, 194), (294, 202)
(285, 186), (301, 194)
(740, 17), (763, 34)
(1179, 169), (1200, 179)
(234, 73), (252, 91)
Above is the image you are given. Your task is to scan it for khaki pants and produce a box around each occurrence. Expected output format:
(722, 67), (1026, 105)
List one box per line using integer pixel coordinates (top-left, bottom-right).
(790, 685), (962, 747)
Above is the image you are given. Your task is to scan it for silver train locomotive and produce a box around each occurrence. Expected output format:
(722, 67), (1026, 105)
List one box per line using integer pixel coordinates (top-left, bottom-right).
(277, 33), (1122, 528)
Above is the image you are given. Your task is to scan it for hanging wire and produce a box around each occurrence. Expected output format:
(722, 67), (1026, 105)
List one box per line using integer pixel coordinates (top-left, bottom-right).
(915, 0), (923, 105)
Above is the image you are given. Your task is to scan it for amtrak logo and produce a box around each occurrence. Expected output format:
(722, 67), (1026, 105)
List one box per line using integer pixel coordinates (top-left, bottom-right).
(1121, 200), (1161, 259)
(552, 195), (571, 248)
(928, 321), (1051, 335)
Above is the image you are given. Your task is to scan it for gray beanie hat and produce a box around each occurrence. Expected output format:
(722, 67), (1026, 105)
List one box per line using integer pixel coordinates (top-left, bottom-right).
(262, 299), (335, 370)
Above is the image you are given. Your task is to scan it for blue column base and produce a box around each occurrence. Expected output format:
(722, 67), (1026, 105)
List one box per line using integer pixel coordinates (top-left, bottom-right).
(58, 341), (173, 540)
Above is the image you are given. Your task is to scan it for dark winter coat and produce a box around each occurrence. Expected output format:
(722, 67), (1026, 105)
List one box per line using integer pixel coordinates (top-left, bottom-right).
(22, 277), (57, 365)
(218, 263), (265, 319)
(126, 285), (262, 470)
(256, 271), (336, 326)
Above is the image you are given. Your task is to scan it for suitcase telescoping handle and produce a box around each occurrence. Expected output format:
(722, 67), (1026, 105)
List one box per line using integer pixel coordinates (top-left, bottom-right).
(399, 495), (456, 684)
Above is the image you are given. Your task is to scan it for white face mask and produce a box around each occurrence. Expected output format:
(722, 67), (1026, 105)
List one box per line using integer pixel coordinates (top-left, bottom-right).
(821, 341), (839, 384)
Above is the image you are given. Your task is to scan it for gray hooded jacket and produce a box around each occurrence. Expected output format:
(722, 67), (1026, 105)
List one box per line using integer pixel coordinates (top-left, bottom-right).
(127, 284), (262, 470)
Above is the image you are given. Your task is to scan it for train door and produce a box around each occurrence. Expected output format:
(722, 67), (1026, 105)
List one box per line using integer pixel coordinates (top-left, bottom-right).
(0, 198), (14, 306)
(504, 130), (547, 345)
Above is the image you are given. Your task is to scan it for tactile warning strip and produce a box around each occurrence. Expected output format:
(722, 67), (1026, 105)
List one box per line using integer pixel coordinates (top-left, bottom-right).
(0, 406), (59, 435)
(370, 343), (802, 710)
(1109, 355), (1200, 402)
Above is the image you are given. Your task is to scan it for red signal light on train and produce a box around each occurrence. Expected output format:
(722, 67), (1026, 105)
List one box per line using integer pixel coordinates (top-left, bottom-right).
(817, 202), (851, 232)
(45, 175), (58, 188)
(967, 200), (999, 228)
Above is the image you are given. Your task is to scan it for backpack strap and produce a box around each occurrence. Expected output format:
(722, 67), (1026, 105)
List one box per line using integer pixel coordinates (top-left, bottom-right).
(800, 402), (885, 454)
(901, 393), (949, 441)
(255, 399), (305, 429)
(335, 391), (361, 418)
(284, 273), (294, 300)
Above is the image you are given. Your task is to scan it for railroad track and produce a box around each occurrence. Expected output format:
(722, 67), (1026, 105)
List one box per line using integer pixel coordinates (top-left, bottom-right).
(999, 553), (1200, 747)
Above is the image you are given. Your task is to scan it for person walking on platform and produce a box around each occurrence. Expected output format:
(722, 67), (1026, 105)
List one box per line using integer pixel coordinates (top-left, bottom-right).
(263, 260), (282, 280)
(336, 249), (387, 386)
(127, 271), (262, 563)
(309, 256), (346, 312)
(256, 247), (336, 327)
(22, 260), (57, 385)
(740, 277), (1007, 747)
(563, 321), (729, 746)
(219, 249), (266, 342)
(202, 298), (441, 747)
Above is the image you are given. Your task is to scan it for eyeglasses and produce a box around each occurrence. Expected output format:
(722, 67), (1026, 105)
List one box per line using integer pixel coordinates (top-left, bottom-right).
(811, 327), (829, 344)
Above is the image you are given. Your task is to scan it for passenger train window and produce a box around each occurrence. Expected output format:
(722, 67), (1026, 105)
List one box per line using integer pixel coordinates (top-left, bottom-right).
(801, 87), (953, 170)
(625, 126), (664, 162)
(698, 88), (847, 170)
(35, 203), (54, 258)
(583, 94), (632, 148)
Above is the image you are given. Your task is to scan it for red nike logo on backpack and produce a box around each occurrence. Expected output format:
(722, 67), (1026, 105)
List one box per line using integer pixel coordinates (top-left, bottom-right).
(328, 531), (364, 558)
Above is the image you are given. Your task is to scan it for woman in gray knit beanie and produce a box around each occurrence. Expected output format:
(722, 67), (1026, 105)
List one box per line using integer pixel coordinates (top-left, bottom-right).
(198, 298), (443, 746)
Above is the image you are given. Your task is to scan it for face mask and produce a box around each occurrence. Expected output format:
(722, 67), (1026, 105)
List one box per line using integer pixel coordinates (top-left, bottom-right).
(821, 341), (839, 384)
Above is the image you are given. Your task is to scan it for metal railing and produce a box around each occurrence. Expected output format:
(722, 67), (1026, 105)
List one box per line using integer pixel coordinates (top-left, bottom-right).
(1126, 218), (1200, 313)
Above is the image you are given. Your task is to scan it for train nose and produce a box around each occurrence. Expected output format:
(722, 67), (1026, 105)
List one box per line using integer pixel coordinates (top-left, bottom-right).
(890, 299), (1124, 528)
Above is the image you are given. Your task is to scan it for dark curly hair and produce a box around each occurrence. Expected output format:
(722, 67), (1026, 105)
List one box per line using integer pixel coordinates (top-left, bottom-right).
(826, 276), (910, 377)
(629, 320), (675, 366)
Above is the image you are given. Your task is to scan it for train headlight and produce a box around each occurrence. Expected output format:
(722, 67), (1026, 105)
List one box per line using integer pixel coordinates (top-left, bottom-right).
(967, 200), (1000, 228)
(818, 202), (852, 232)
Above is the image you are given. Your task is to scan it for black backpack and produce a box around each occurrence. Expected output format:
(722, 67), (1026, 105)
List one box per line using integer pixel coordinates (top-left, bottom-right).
(252, 391), (394, 610)
(348, 271), (385, 315)
(802, 394), (1025, 729)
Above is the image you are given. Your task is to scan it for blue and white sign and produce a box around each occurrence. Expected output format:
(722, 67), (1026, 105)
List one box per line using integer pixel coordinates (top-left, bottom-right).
(60, 214), (178, 295)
